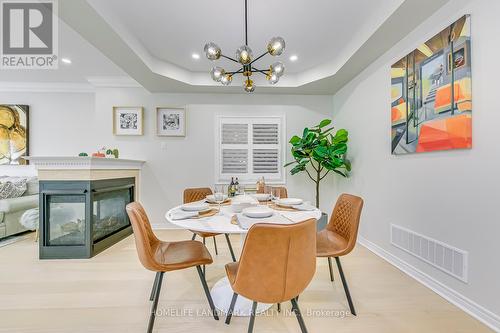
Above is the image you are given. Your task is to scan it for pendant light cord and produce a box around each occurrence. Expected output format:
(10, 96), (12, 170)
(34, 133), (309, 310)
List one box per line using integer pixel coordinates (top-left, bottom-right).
(245, 0), (248, 45)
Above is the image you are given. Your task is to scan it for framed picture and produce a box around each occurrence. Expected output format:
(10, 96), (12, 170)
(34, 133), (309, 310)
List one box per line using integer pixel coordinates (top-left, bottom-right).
(0, 104), (29, 165)
(391, 15), (471, 155)
(156, 107), (186, 137)
(113, 106), (144, 136)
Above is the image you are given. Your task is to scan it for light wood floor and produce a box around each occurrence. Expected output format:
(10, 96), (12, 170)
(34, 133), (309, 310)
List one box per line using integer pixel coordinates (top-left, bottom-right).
(0, 230), (491, 333)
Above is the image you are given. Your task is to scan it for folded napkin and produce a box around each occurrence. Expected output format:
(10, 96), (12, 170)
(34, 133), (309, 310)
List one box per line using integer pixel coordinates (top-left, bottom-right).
(291, 202), (316, 211)
(236, 212), (291, 230)
(279, 210), (319, 223)
(169, 208), (199, 220)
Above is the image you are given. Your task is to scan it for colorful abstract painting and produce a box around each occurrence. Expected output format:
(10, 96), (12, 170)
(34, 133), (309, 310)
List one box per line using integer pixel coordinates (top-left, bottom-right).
(391, 15), (471, 154)
(0, 105), (29, 165)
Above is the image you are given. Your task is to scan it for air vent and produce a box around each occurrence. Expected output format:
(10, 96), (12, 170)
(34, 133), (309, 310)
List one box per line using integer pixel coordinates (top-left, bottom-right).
(390, 224), (468, 282)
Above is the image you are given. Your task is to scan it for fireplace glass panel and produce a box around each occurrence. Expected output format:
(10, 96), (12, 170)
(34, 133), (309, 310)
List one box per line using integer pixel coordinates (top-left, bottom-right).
(92, 188), (131, 242)
(47, 195), (86, 246)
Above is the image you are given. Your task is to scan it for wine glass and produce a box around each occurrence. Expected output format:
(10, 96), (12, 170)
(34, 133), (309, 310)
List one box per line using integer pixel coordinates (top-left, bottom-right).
(272, 187), (281, 204)
(264, 186), (272, 205)
(213, 184), (226, 215)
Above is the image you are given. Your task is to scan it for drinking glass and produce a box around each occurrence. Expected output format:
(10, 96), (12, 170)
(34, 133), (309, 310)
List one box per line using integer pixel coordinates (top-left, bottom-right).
(272, 187), (281, 204)
(213, 184), (226, 215)
(264, 186), (272, 205)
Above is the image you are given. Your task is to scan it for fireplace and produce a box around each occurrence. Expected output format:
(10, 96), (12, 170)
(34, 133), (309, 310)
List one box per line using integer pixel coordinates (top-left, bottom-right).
(39, 177), (134, 259)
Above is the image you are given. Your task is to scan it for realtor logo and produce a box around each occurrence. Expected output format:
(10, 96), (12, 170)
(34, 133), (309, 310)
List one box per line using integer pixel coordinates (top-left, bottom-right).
(1, 0), (58, 69)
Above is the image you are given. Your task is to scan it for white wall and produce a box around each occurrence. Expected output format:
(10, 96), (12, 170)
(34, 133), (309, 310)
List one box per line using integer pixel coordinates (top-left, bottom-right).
(0, 88), (336, 226)
(93, 89), (336, 226)
(0, 91), (95, 176)
(331, 0), (500, 327)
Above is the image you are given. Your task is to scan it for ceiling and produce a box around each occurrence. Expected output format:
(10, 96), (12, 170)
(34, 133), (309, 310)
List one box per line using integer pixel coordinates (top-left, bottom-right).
(1, 0), (452, 94)
(0, 17), (126, 84)
(87, 0), (402, 74)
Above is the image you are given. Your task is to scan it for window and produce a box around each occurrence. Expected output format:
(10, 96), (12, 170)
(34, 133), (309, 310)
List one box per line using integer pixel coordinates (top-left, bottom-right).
(216, 116), (285, 184)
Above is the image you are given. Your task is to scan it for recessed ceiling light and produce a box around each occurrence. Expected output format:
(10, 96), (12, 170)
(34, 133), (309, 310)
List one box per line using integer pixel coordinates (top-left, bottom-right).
(61, 58), (72, 64)
(192, 53), (200, 60)
(289, 55), (298, 62)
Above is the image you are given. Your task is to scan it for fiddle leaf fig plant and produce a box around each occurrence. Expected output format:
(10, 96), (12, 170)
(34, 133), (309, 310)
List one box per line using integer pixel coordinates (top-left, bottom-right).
(284, 119), (351, 208)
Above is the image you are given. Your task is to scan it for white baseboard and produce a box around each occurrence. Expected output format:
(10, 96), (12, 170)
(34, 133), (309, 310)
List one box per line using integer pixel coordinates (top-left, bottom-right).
(357, 235), (500, 332)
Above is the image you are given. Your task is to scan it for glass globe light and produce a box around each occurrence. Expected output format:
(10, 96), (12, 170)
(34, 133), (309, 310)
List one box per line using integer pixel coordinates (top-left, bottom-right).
(270, 61), (285, 77)
(220, 73), (232, 86)
(235, 45), (253, 64)
(204, 42), (221, 60)
(210, 66), (225, 82)
(244, 79), (255, 92)
(267, 37), (286, 56)
(267, 72), (280, 85)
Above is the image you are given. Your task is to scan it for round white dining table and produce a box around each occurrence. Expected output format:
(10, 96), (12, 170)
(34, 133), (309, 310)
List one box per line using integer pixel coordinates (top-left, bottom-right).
(165, 203), (322, 316)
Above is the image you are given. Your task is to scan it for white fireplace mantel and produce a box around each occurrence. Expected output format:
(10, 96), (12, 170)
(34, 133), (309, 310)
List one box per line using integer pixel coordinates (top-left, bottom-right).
(25, 156), (145, 170)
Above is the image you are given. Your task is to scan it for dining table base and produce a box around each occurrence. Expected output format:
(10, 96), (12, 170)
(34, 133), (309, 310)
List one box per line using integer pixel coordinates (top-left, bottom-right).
(211, 277), (273, 316)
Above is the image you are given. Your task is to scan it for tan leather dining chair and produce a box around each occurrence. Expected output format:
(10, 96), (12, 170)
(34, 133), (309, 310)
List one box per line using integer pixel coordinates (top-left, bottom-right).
(224, 219), (316, 333)
(317, 193), (363, 316)
(256, 186), (288, 199)
(184, 187), (236, 263)
(126, 202), (219, 333)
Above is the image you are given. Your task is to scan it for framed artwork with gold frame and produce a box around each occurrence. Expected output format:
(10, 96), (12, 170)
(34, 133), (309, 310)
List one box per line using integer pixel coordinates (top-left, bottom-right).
(113, 106), (144, 136)
(156, 107), (186, 137)
(0, 105), (29, 165)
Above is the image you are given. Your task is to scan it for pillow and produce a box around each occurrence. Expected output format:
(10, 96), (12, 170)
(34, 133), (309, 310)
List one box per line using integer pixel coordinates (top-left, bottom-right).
(0, 179), (27, 199)
(25, 177), (39, 196)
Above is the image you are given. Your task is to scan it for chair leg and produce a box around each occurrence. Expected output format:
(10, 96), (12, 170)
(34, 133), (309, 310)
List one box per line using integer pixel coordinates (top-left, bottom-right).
(202, 237), (206, 275)
(291, 297), (308, 333)
(196, 266), (219, 320)
(335, 257), (356, 316)
(213, 236), (218, 255)
(191, 233), (196, 240)
(225, 292), (239, 324)
(277, 303), (281, 312)
(248, 301), (258, 333)
(149, 272), (160, 301)
(328, 257), (334, 281)
(147, 272), (164, 333)
(225, 233), (236, 262)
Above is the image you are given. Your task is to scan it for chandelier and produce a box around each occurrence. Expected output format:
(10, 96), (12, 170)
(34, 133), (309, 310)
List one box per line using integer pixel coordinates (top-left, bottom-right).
(203, 0), (286, 93)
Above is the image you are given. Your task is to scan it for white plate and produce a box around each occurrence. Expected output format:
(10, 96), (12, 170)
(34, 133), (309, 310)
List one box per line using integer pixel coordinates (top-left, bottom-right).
(252, 193), (271, 202)
(181, 202), (210, 212)
(242, 206), (274, 218)
(277, 198), (303, 207)
(206, 194), (228, 203)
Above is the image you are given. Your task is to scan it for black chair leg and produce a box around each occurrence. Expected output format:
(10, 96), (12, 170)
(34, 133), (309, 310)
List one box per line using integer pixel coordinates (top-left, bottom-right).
(291, 297), (308, 333)
(225, 292), (239, 324)
(191, 233), (196, 240)
(149, 272), (160, 301)
(147, 272), (164, 333)
(213, 236), (218, 255)
(335, 257), (356, 316)
(277, 303), (281, 312)
(202, 237), (206, 275)
(248, 301), (258, 333)
(225, 233), (236, 262)
(328, 257), (334, 281)
(196, 266), (219, 320)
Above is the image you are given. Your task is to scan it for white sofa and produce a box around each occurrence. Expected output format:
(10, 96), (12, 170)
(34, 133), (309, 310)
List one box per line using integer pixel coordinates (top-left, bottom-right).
(0, 177), (39, 239)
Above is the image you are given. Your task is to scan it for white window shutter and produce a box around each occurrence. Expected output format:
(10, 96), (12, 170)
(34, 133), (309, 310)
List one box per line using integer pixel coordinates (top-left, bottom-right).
(222, 124), (248, 144)
(252, 123), (278, 144)
(222, 149), (248, 174)
(253, 149), (279, 174)
(218, 116), (284, 183)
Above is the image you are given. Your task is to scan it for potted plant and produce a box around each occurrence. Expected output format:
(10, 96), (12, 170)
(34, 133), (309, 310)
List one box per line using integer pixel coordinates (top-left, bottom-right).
(284, 119), (351, 228)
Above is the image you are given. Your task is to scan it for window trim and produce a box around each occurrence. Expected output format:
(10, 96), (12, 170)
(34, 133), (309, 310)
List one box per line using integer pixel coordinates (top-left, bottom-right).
(215, 115), (286, 185)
